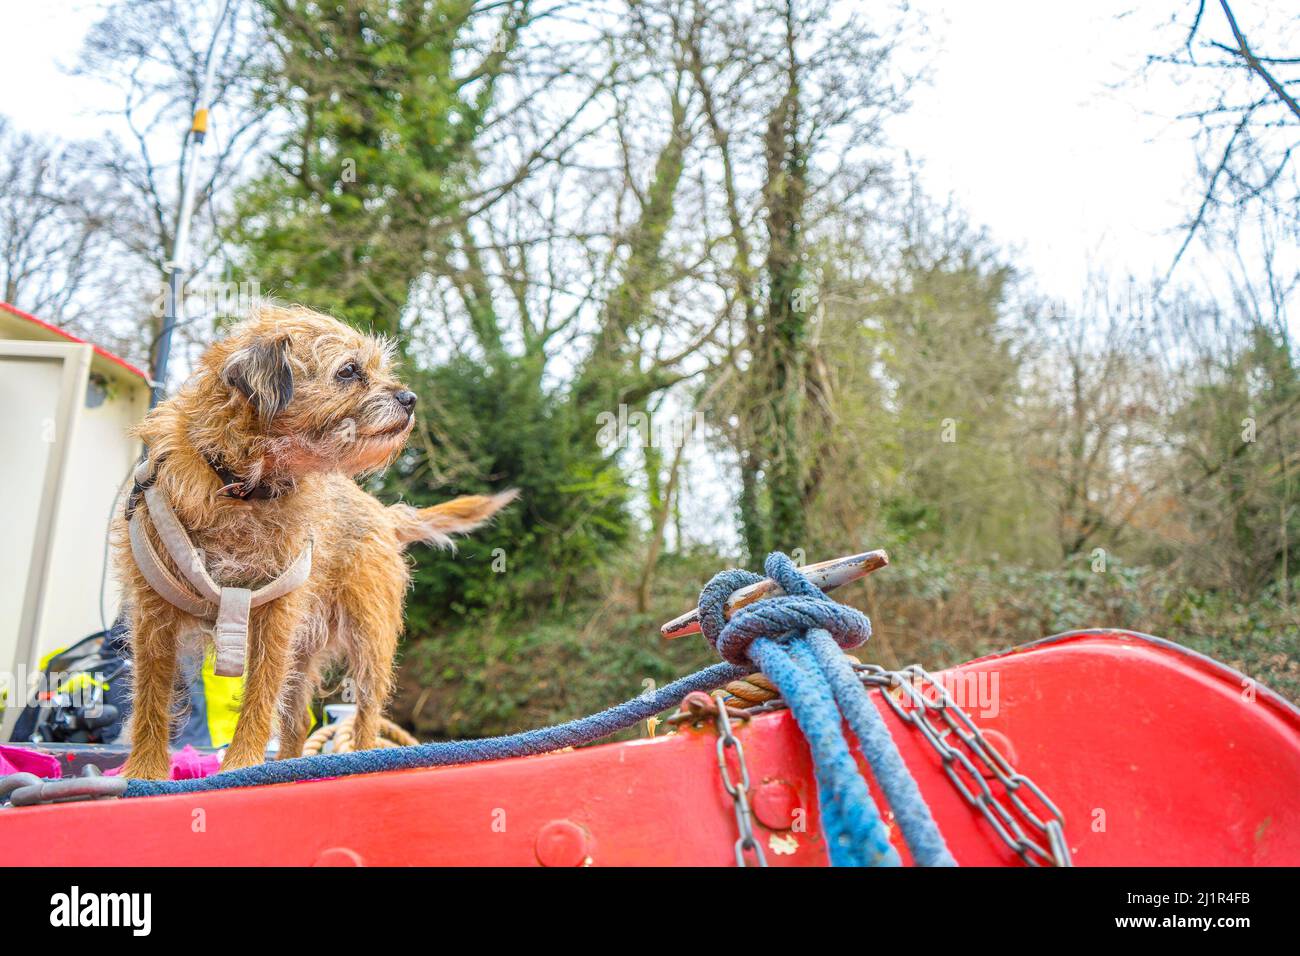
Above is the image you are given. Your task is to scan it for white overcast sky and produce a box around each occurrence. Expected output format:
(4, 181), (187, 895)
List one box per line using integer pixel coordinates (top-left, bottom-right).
(0, 1), (1270, 308)
(892, 2), (1200, 297)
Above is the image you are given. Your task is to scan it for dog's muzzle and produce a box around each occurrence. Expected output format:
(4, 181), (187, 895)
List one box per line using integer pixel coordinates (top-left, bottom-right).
(127, 461), (312, 677)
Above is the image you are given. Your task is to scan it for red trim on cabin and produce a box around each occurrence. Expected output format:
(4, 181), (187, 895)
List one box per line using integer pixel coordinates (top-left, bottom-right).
(0, 300), (150, 384)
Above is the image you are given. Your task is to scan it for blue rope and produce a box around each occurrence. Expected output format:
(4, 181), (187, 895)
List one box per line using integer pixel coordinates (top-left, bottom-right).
(749, 636), (897, 865)
(123, 661), (749, 797)
(119, 550), (954, 867)
(699, 555), (899, 866)
(804, 631), (956, 865)
(732, 554), (955, 867)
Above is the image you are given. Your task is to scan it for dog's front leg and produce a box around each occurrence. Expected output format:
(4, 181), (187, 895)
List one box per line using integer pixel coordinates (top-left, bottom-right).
(121, 593), (185, 780)
(272, 644), (318, 761)
(341, 584), (403, 753)
(222, 594), (306, 770)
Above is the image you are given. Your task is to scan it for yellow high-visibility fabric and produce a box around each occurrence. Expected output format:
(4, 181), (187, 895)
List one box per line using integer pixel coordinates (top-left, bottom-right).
(200, 652), (243, 747)
(198, 651), (315, 748)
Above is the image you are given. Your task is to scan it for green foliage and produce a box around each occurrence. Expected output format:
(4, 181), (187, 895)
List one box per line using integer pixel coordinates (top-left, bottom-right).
(798, 210), (1050, 567)
(394, 550), (725, 738)
(871, 551), (1299, 702)
(387, 354), (631, 625)
(877, 239), (1036, 557)
(1170, 323), (1300, 593)
(234, 0), (512, 333)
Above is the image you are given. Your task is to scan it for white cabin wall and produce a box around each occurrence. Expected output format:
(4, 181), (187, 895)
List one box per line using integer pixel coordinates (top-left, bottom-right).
(36, 377), (146, 658)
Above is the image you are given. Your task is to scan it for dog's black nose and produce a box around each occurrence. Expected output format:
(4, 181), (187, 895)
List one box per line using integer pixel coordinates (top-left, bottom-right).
(395, 390), (418, 411)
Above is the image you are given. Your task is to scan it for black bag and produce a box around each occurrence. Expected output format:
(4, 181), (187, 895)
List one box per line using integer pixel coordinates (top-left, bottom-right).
(9, 619), (130, 744)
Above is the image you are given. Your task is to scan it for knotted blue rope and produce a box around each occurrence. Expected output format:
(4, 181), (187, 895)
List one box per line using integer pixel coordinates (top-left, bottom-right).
(698, 553), (954, 867)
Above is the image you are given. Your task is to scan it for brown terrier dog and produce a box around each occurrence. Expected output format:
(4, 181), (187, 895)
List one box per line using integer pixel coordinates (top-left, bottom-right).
(115, 304), (515, 779)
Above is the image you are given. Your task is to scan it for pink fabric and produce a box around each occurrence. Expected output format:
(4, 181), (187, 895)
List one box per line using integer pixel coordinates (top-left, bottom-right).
(169, 745), (223, 780)
(103, 745), (223, 780)
(0, 745), (61, 779)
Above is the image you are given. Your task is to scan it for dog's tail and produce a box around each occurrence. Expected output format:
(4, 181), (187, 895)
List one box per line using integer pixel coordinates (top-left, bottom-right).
(390, 489), (519, 550)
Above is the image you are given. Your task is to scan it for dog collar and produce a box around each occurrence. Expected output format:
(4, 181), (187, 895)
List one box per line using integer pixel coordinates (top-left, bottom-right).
(204, 455), (290, 501)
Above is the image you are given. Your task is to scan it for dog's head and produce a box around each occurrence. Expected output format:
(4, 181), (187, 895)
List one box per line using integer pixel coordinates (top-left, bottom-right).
(199, 305), (417, 477)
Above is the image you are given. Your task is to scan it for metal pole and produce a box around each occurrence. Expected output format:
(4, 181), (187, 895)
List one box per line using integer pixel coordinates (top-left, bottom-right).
(151, 0), (237, 407)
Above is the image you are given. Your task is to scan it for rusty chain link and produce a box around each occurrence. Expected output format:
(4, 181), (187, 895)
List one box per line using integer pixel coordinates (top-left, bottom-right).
(713, 691), (767, 867)
(672, 690), (768, 866)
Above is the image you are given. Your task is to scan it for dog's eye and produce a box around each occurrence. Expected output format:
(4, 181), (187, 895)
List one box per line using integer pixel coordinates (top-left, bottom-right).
(336, 362), (361, 382)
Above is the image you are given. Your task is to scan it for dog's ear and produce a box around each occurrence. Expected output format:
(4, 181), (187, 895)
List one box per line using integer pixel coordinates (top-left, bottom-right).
(222, 336), (294, 420)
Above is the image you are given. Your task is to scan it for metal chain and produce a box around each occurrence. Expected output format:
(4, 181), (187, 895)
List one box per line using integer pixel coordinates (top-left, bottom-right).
(732, 663), (1073, 867)
(711, 691), (768, 867)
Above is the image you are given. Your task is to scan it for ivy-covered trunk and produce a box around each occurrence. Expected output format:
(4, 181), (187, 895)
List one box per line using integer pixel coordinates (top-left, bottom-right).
(760, 32), (809, 554)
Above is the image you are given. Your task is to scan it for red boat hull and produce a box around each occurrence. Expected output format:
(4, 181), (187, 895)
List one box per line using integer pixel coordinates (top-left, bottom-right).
(2, 629), (1297, 866)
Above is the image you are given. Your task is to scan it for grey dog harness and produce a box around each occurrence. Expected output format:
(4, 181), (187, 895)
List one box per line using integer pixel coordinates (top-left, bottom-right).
(127, 461), (312, 677)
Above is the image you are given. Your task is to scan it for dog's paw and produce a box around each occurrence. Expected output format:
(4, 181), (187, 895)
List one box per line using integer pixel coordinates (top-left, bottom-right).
(219, 748), (267, 771)
(120, 754), (172, 781)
